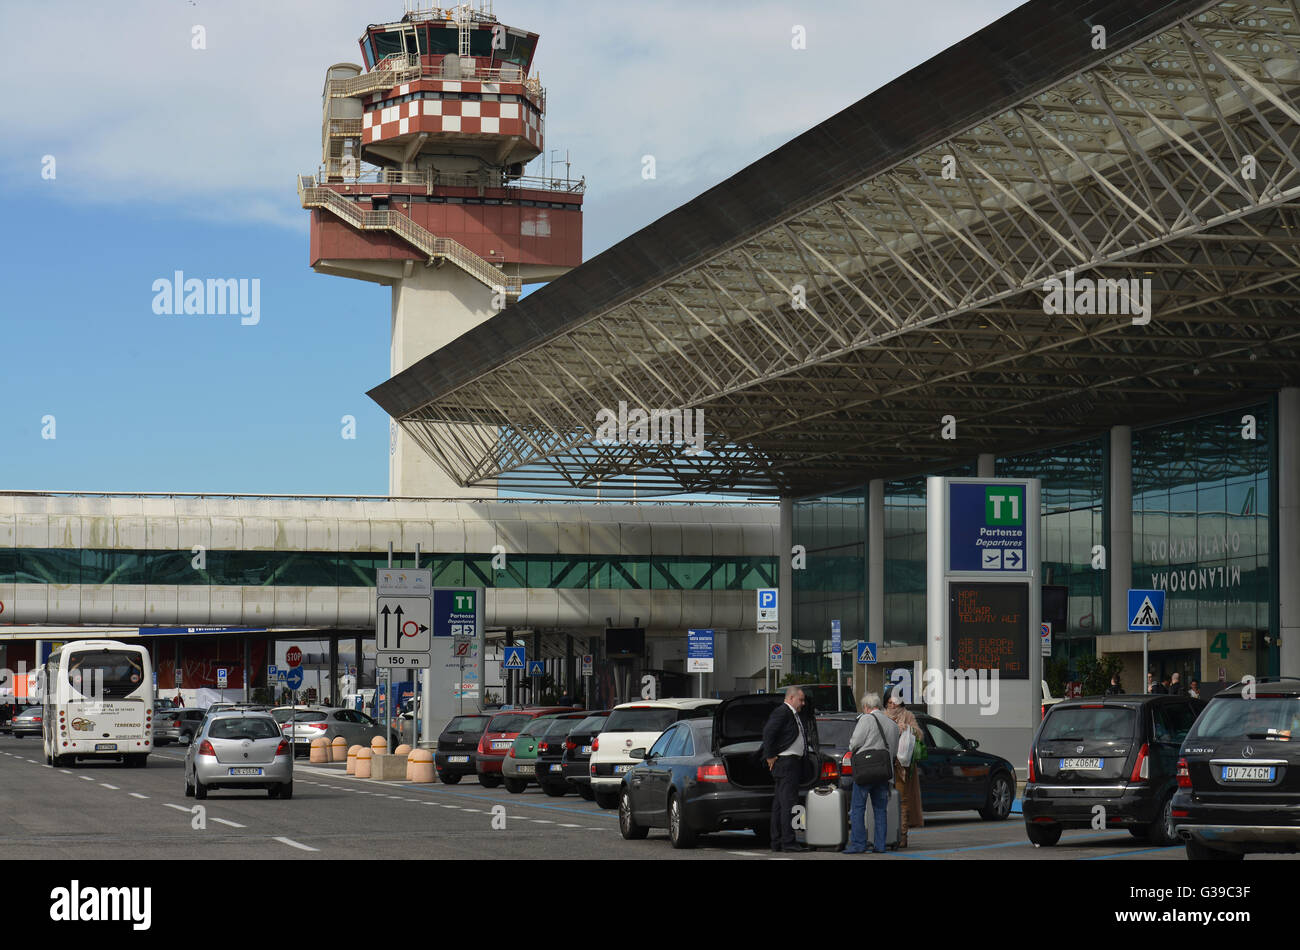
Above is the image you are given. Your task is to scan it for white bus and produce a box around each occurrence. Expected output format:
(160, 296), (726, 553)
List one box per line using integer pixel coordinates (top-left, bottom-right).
(41, 640), (155, 767)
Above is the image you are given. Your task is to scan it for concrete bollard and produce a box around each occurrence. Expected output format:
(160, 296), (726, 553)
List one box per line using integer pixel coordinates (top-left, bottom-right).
(346, 744), (362, 775)
(371, 735), (388, 756)
(355, 746), (374, 779)
(408, 748), (434, 784)
(309, 737), (330, 763)
(394, 744), (412, 757)
(331, 736), (348, 763)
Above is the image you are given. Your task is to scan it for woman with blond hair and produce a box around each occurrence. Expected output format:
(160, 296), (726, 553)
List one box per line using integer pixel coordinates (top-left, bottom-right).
(885, 691), (924, 848)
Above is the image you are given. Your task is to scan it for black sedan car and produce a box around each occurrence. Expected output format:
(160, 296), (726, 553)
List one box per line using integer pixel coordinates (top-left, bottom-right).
(1024, 692), (1206, 847)
(434, 713), (492, 784)
(617, 694), (818, 849)
(559, 713), (610, 801)
(1174, 677), (1300, 860)
(536, 710), (608, 797)
(816, 711), (1017, 820)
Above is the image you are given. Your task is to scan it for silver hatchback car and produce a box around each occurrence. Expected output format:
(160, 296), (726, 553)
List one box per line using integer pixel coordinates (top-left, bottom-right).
(184, 711), (293, 800)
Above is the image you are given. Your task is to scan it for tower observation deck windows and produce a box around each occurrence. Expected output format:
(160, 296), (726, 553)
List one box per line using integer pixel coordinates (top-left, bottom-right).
(424, 27), (457, 56)
(469, 29), (493, 58)
(371, 30), (406, 61)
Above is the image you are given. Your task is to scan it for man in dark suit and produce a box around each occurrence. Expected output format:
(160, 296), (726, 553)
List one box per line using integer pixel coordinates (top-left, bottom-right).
(762, 686), (809, 852)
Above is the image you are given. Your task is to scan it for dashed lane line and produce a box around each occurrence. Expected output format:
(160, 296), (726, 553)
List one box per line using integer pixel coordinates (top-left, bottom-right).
(129, 793), (149, 799)
(274, 836), (319, 852)
(210, 818), (246, 829)
(162, 804), (190, 813)
(79, 776), (95, 782)
(100, 783), (119, 790)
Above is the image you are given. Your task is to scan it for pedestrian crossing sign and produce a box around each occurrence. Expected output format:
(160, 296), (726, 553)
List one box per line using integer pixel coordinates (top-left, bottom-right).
(1127, 589), (1165, 631)
(856, 642), (877, 664)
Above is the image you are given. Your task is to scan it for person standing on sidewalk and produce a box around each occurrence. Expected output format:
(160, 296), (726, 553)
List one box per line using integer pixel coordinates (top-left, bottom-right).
(843, 692), (898, 854)
(885, 692), (924, 849)
(762, 686), (809, 853)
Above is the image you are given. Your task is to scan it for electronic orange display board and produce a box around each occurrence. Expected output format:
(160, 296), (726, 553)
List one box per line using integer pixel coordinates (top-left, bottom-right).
(948, 582), (1029, 679)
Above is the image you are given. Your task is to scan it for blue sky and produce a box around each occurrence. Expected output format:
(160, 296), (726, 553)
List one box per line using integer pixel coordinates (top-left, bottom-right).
(0, 0), (1024, 495)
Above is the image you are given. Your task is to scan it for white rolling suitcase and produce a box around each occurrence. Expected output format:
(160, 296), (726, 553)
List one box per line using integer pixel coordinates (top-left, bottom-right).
(804, 784), (848, 849)
(864, 785), (902, 851)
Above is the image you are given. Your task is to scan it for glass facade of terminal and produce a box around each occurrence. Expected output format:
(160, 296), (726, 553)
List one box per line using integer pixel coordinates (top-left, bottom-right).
(791, 402), (1277, 678)
(0, 550), (776, 592)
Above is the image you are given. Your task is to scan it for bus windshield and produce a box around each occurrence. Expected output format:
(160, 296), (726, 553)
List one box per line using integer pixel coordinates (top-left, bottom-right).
(66, 650), (147, 700)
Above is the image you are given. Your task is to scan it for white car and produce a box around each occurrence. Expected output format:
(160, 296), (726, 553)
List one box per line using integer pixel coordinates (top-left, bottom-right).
(588, 698), (720, 808)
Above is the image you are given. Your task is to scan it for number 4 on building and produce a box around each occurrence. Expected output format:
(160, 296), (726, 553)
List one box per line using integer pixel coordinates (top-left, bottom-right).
(1210, 632), (1229, 659)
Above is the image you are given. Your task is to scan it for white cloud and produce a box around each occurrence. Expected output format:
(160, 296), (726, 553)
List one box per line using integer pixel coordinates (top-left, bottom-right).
(1, 0), (1023, 248)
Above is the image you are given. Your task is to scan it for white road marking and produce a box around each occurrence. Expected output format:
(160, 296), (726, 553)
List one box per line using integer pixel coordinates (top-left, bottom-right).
(100, 783), (119, 790)
(130, 793), (149, 799)
(531, 819), (553, 824)
(163, 804), (191, 813)
(441, 804), (458, 809)
(211, 817), (245, 828)
(60, 770), (73, 775)
(274, 836), (319, 852)
(79, 776), (95, 782)
(728, 850), (761, 857)
(462, 808), (482, 813)
(558, 823), (581, 828)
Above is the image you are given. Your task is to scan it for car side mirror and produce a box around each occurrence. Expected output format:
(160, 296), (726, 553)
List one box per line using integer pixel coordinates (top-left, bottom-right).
(965, 739), (979, 751)
(628, 747), (647, 760)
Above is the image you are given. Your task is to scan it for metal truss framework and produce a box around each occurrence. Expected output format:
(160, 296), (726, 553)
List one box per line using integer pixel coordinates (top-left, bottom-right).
(390, 2), (1300, 497)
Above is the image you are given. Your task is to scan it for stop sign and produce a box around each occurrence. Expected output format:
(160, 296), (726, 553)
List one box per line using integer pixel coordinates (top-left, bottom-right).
(286, 646), (303, 668)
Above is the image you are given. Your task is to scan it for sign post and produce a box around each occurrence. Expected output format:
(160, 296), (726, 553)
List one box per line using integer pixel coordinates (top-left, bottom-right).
(830, 620), (842, 711)
(758, 589), (778, 694)
(687, 629), (714, 698)
(1128, 589), (1166, 692)
(928, 476), (1041, 767)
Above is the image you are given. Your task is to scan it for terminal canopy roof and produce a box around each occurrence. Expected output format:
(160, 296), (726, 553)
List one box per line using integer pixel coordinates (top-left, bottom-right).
(370, 0), (1300, 497)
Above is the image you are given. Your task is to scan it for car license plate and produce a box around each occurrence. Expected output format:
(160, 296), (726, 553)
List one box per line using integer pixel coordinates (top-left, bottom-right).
(518, 765), (534, 775)
(550, 764), (563, 772)
(94, 743), (117, 751)
(1222, 765), (1275, 782)
(229, 767), (263, 776)
(1059, 757), (1103, 770)
(581, 745), (592, 754)
(613, 764), (633, 773)
(492, 741), (511, 750)
(448, 755), (469, 763)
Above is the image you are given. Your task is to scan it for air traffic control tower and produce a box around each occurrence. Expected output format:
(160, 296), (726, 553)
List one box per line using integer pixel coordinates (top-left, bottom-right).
(298, 2), (584, 496)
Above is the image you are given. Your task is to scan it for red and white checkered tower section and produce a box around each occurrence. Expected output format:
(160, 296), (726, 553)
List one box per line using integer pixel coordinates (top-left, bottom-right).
(299, 4), (584, 498)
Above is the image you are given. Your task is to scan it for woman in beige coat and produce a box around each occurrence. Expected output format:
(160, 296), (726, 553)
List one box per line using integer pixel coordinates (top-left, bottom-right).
(885, 694), (925, 848)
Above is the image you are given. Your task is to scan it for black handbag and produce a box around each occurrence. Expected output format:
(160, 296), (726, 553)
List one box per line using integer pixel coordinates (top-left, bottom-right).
(851, 712), (894, 786)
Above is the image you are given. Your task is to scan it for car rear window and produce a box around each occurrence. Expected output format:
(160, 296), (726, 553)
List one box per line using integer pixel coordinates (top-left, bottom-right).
(1041, 706), (1135, 741)
(1187, 696), (1300, 741)
(209, 717), (280, 740)
(816, 719), (856, 747)
(487, 713), (531, 733)
(603, 708), (676, 733)
(444, 716), (489, 734)
(571, 715), (607, 734)
(518, 718), (554, 737)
